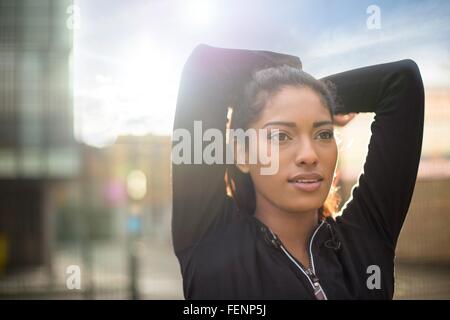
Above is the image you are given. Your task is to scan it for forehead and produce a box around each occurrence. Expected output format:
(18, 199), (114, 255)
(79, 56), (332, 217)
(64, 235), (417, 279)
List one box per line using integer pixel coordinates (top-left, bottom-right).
(255, 86), (331, 127)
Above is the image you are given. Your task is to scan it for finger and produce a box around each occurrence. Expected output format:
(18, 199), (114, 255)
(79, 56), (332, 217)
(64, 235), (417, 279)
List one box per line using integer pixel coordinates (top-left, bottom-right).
(333, 113), (356, 126)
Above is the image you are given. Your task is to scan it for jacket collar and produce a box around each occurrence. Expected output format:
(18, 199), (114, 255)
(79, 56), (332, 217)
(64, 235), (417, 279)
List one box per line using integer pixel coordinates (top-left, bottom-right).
(247, 213), (341, 252)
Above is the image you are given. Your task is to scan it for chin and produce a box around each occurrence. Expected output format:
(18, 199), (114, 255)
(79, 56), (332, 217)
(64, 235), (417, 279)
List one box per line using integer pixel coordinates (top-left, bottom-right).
(283, 201), (323, 214)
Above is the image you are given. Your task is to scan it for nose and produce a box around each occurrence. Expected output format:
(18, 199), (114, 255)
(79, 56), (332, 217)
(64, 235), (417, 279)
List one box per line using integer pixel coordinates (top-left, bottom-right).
(294, 138), (318, 166)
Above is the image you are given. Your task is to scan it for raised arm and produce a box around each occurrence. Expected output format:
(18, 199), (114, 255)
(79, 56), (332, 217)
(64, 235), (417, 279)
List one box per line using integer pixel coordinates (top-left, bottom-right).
(321, 59), (424, 247)
(172, 44), (302, 255)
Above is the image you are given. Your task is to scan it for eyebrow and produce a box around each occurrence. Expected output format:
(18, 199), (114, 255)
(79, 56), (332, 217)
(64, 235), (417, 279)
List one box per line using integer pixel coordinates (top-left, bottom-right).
(262, 120), (333, 129)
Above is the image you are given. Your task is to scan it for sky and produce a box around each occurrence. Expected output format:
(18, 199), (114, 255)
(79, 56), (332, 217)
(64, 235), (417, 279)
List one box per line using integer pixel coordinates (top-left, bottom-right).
(72, 0), (450, 147)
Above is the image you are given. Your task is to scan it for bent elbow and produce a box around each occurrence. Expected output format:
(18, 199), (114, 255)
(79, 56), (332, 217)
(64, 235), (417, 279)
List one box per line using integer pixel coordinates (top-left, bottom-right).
(398, 59), (425, 96)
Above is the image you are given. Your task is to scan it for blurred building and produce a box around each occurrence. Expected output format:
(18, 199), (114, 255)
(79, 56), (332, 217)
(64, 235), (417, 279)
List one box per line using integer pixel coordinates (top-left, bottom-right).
(72, 134), (172, 243)
(0, 0), (77, 273)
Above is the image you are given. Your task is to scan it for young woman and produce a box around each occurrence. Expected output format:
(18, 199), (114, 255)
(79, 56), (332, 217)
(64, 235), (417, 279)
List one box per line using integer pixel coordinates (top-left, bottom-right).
(172, 44), (424, 299)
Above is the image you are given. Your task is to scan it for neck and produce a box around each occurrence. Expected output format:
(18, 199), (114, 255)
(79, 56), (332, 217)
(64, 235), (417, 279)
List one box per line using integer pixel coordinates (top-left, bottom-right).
(254, 197), (320, 250)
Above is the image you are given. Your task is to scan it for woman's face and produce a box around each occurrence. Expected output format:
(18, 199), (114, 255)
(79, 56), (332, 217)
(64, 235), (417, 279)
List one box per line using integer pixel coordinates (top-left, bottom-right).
(239, 85), (338, 214)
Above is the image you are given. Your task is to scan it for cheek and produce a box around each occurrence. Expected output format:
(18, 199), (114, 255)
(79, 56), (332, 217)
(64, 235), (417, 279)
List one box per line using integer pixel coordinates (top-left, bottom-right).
(248, 167), (285, 200)
(249, 168), (281, 186)
(319, 142), (338, 169)
(318, 145), (339, 196)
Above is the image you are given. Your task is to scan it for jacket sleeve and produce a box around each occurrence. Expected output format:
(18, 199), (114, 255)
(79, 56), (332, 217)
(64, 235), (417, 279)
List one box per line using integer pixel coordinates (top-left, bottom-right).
(172, 44), (302, 255)
(320, 59), (425, 247)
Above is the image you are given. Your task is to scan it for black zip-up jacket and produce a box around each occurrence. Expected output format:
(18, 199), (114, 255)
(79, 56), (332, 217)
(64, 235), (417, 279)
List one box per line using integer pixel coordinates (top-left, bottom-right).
(172, 44), (424, 299)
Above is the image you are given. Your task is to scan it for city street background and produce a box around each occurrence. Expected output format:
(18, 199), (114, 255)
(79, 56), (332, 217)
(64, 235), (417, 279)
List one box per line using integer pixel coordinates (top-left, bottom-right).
(0, 0), (449, 299)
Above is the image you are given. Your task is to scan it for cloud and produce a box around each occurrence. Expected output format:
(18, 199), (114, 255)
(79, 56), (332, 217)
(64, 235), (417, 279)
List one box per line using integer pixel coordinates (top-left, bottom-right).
(300, 11), (450, 87)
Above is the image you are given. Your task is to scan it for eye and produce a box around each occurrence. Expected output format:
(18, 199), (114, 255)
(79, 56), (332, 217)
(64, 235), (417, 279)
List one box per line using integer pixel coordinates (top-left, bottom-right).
(317, 130), (334, 140)
(268, 130), (291, 143)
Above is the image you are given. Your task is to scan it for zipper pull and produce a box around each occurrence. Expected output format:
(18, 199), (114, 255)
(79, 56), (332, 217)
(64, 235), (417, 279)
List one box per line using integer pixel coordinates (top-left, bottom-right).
(313, 284), (326, 300)
(306, 269), (326, 300)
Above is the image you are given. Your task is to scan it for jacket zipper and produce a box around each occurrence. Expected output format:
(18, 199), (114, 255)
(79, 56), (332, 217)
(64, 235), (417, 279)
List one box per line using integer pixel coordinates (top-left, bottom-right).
(269, 221), (328, 300)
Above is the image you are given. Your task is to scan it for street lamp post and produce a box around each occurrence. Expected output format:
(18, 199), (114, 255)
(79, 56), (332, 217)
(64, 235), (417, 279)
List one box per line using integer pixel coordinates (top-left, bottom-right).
(126, 169), (147, 300)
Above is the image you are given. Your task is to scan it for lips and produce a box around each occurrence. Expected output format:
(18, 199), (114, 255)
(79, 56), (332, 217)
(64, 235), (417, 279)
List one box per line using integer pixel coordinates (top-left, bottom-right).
(287, 173), (324, 192)
(287, 172), (324, 183)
